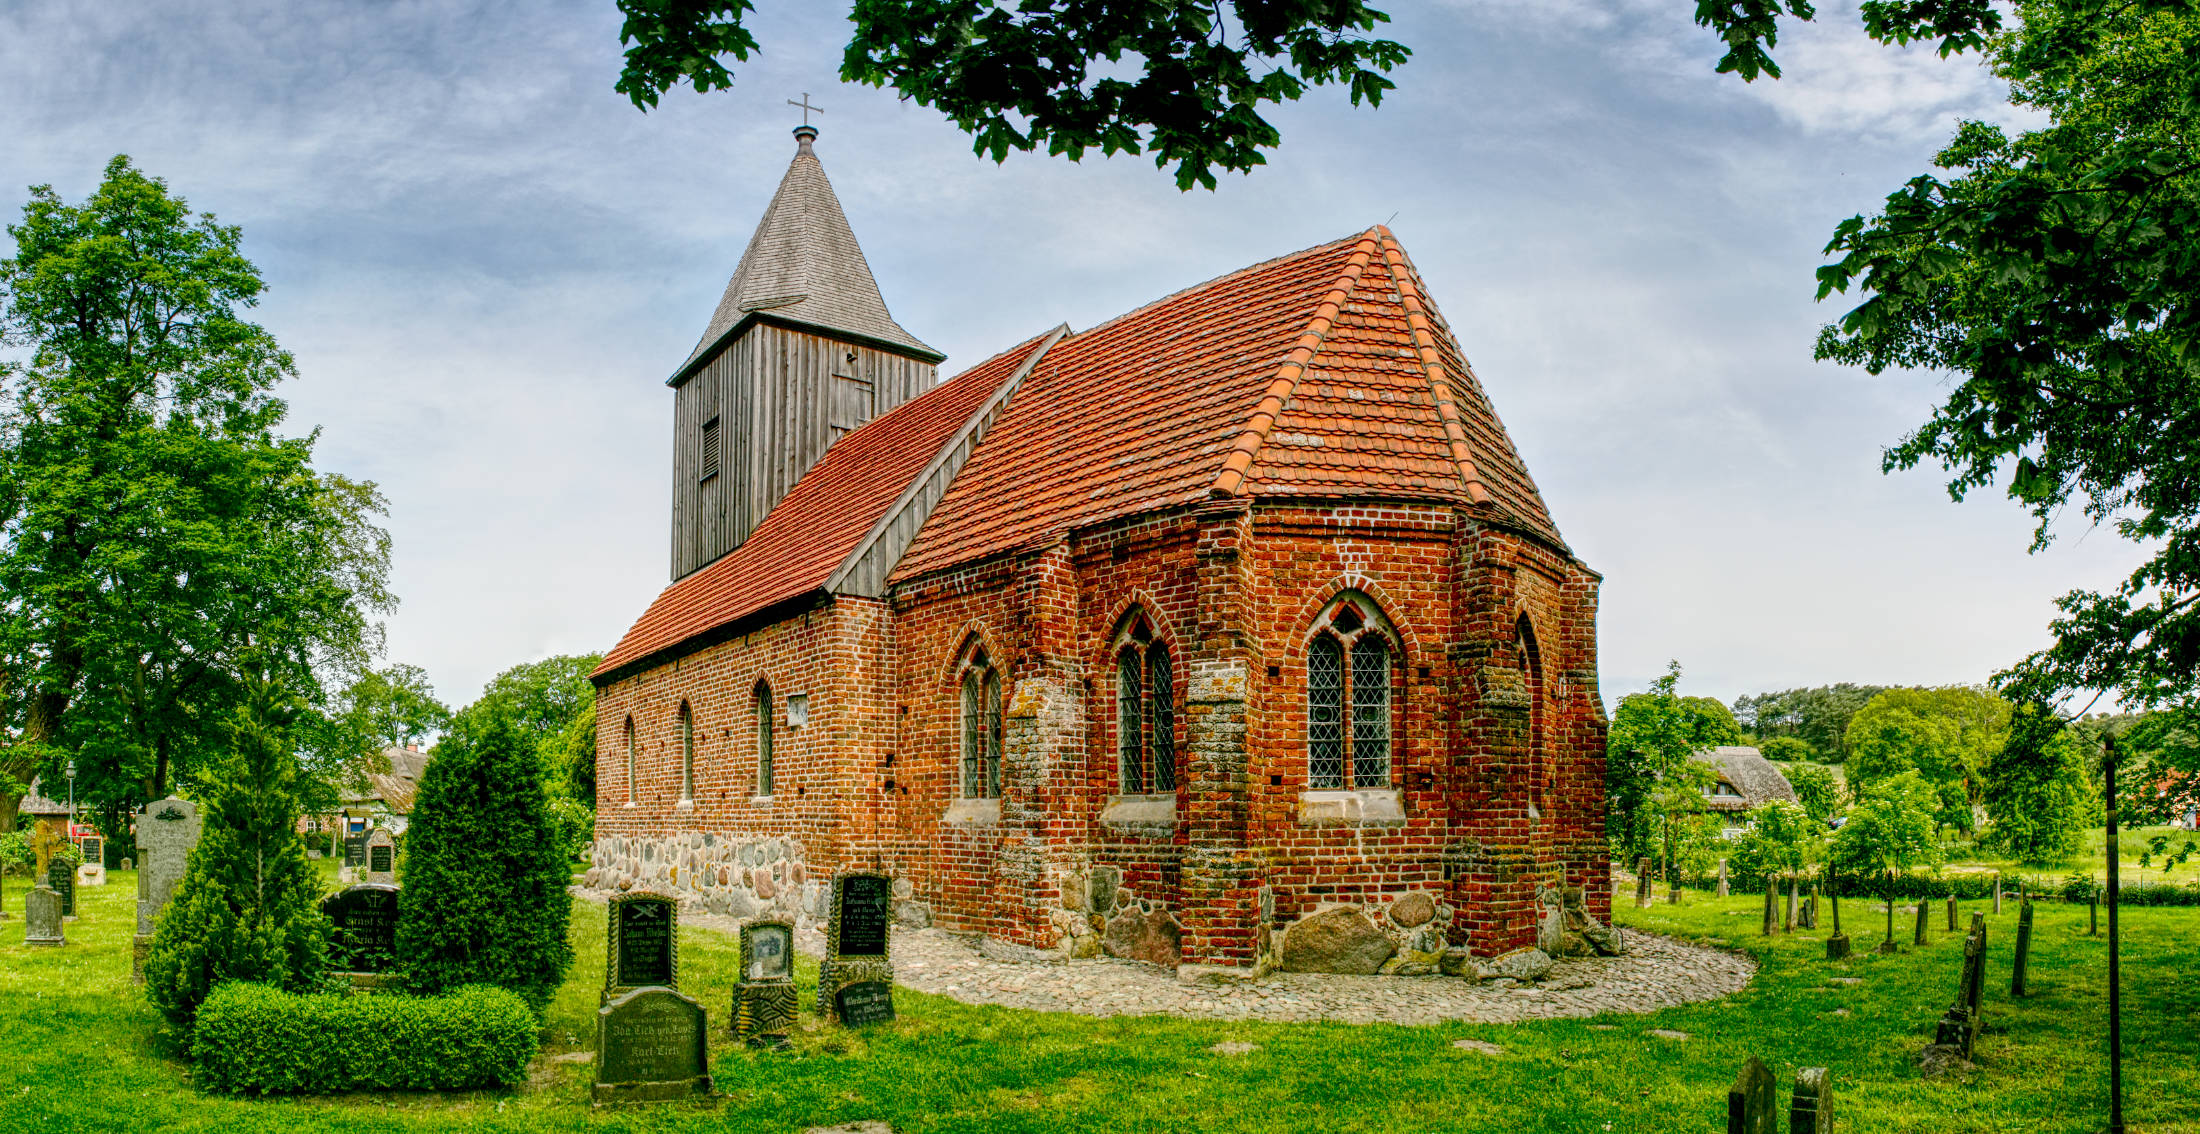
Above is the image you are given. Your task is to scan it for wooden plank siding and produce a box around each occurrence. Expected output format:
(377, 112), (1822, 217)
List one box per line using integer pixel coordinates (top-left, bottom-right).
(670, 322), (936, 580)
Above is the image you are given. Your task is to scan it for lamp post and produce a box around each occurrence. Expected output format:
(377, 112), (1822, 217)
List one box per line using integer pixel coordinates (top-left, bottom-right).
(64, 760), (75, 840)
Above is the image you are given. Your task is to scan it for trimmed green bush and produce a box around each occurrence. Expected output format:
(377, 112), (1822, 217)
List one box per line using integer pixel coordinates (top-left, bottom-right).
(394, 707), (573, 1011)
(192, 983), (537, 1094)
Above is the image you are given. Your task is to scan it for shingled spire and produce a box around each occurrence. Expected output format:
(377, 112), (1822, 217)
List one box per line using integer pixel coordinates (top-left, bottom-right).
(675, 125), (941, 383)
(666, 125), (943, 579)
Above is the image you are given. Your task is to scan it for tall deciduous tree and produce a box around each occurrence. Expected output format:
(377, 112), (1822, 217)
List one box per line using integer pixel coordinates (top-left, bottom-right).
(1844, 686), (2010, 832)
(1607, 661), (1724, 866)
(335, 663), (450, 752)
(1984, 703), (2099, 861)
(1813, 1), (2200, 717)
(0, 156), (392, 831)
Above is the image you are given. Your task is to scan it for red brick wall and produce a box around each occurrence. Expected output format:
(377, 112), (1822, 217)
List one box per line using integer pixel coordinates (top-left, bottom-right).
(592, 497), (1608, 965)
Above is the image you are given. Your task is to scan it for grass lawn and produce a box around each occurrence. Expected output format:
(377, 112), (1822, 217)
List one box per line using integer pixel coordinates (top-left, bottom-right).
(1937, 825), (2200, 885)
(3, 869), (2194, 1133)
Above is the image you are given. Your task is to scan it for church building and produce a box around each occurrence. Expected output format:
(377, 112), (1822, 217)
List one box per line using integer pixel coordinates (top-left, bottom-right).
(589, 124), (1610, 976)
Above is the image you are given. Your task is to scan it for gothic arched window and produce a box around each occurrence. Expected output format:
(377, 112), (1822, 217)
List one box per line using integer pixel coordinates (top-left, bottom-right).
(755, 682), (775, 797)
(1306, 594), (1397, 790)
(1113, 614), (1177, 794)
(678, 701), (695, 802)
(623, 715), (636, 805)
(960, 653), (1003, 799)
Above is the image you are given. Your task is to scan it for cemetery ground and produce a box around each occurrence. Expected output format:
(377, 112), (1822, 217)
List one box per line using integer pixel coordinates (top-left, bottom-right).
(3, 867), (2195, 1133)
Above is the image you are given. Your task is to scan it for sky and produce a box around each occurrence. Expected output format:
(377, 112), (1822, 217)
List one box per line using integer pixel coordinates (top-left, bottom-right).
(0, 1), (2150, 714)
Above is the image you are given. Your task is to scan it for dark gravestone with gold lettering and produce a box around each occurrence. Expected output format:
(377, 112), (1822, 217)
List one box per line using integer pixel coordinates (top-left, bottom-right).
(606, 893), (679, 1003)
(733, 920), (797, 1048)
(819, 873), (894, 1025)
(322, 884), (401, 981)
(592, 987), (713, 1104)
(48, 856), (77, 920)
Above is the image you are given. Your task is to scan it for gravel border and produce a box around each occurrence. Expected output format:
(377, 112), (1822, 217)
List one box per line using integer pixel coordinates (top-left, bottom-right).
(578, 889), (1754, 1026)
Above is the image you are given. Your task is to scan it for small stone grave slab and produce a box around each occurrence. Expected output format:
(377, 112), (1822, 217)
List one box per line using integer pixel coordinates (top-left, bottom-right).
(321, 884), (401, 977)
(592, 987), (713, 1104)
(606, 892), (679, 1003)
(1727, 1055), (1775, 1134)
(24, 884), (63, 946)
(363, 828), (396, 885)
(820, 873), (895, 1025)
(1790, 1066), (1831, 1133)
(1649, 1029), (1690, 1041)
(133, 795), (202, 981)
(734, 919), (797, 1048)
(1211, 1041), (1261, 1056)
(1451, 1039), (1502, 1056)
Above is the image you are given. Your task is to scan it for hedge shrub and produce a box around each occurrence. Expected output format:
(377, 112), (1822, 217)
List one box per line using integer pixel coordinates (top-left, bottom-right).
(192, 983), (537, 1094)
(1701, 866), (2200, 906)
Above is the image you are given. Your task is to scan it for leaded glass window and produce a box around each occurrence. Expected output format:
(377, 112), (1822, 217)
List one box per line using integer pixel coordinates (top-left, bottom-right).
(1117, 647), (1144, 793)
(1306, 595), (1397, 790)
(755, 683), (774, 796)
(961, 655), (1004, 799)
(1147, 641), (1175, 792)
(679, 701), (695, 801)
(1308, 635), (1345, 789)
(1351, 635), (1391, 787)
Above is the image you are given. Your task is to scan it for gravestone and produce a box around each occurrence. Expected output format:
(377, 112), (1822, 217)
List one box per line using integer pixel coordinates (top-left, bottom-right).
(1761, 875), (1777, 936)
(1993, 873), (2002, 914)
(2089, 890), (2099, 935)
(2011, 897), (2034, 997)
(1717, 859), (1729, 898)
(1800, 888), (1816, 930)
(734, 919), (797, 1048)
(1727, 1055), (1776, 1134)
(1635, 857), (1653, 909)
(133, 795), (203, 982)
(592, 987), (713, 1104)
(322, 884), (402, 979)
(24, 882), (63, 947)
(48, 857), (77, 920)
(1932, 915), (1988, 1060)
(1789, 1066), (1831, 1134)
(1946, 894), (1957, 932)
(363, 828), (396, 885)
(1784, 876), (1796, 932)
(344, 833), (368, 869)
(605, 892), (679, 1003)
(1913, 898), (1929, 946)
(820, 872), (895, 1025)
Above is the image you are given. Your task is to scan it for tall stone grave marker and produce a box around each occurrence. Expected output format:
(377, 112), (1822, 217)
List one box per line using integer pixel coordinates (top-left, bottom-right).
(1913, 898), (1929, 946)
(1931, 914), (1988, 1060)
(605, 892), (679, 1003)
(2011, 896), (2035, 997)
(363, 828), (397, 885)
(734, 919), (797, 1048)
(1825, 866), (1851, 960)
(322, 884), (402, 983)
(820, 872), (894, 1025)
(1727, 1055), (1776, 1134)
(1635, 857), (1653, 909)
(1717, 858), (1729, 898)
(1993, 873), (2002, 914)
(593, 987), (713, 1104)
(1762, 874), (1777, 936)
(133, 795), (203, 982)
(1789, 1066), (1831, 1134)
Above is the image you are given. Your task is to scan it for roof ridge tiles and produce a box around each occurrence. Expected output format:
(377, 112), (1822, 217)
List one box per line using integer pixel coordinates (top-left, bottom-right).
(1374, 229), (1491, 507)
(1209, 231), (1383, 499)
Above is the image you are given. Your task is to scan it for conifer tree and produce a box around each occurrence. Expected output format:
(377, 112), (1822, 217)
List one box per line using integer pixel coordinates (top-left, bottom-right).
(143, 678), (329, 1029)
(394, 705), (573, 1012)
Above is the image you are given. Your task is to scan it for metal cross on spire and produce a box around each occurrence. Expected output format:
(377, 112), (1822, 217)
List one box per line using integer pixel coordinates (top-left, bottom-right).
(788, 92), (825, 126)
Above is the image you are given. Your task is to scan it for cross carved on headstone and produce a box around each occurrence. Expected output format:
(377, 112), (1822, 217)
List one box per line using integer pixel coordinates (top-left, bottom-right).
(29, 820), (67, 878)
(787, 92), (825, 125)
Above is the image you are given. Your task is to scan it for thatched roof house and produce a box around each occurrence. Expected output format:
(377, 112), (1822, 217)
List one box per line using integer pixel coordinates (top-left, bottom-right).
(1690, 746), (1799, 814)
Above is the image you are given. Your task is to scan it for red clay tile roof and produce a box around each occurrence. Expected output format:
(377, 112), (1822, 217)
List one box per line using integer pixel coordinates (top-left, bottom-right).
(890, 227), (1562, 581)
(595, 334), (1050, 678)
